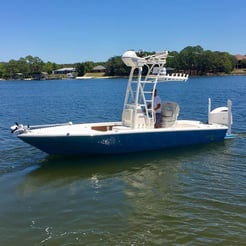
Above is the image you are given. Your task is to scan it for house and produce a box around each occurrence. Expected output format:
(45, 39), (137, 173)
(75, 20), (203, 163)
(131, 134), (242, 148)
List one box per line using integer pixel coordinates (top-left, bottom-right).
(92, 65), (106, 73)
(235, 54), (246, 69)
(52, 67), (76, 74)
(33, 72), (48, 80)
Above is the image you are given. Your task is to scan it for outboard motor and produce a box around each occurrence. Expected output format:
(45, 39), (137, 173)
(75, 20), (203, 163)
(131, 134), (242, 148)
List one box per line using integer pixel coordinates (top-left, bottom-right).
(208, 98), (233, 135)
(209, 107), (232, 125)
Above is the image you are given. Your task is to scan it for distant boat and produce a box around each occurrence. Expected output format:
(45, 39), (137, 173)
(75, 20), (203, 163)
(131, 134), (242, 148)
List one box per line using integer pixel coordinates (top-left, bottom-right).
(75, 76), (93, 79)
(11, 50), (233, 156)
(67, 73), (74, 79)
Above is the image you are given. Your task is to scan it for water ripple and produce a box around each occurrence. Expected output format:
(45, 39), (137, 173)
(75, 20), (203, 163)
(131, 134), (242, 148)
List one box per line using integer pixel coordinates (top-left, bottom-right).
(1, 77), (246, 245)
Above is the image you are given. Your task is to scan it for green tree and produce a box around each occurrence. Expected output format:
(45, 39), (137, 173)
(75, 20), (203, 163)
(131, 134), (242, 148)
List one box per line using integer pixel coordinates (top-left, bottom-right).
(75, 63), (85, 76)
(43, 62), (59, 74)
(178, 46), (204, 75)
(25, 55), (44, 75)
(212, 52), (234, 73)
(166, 51), (179, 71)
(5, 60), (20, 79)
(106, 56), (129, 76)
(17, 57), (30, 77)
(83, 61), (95, 74)
(0, 62), (6, 78)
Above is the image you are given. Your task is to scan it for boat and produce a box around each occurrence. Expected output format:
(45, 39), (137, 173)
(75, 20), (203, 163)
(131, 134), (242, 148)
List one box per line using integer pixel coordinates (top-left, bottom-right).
(75, 76), (93, 79)
(10, 50), (233, 156)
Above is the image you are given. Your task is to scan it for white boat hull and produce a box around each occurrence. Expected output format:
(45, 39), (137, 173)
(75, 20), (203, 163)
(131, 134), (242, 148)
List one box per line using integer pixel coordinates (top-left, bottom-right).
(17, 120), (228, 155)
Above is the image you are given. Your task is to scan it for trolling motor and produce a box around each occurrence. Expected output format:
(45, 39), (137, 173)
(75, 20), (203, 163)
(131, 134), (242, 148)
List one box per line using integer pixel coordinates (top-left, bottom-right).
(10, 123), (28, 134)
(10, 121), (73, 134)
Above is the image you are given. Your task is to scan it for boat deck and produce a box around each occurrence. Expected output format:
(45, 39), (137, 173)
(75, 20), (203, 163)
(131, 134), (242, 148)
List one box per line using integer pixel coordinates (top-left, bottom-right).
(20, 120), (227, 138)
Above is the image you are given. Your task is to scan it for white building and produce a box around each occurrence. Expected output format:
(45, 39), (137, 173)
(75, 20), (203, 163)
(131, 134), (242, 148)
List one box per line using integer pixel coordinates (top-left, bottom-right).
(52, 67), (76, 74)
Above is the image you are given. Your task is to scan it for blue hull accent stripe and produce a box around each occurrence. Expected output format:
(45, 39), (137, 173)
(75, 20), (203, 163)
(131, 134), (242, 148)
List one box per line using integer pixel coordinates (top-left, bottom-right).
(20, 129), (227, 155)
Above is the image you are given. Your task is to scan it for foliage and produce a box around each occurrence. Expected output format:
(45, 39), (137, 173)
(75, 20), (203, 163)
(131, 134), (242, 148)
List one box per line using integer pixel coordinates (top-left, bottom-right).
(106, 56), (130, 76)
(75, 61), (100, 76)
(43, 62), (59, 74)
(75, 63), (85, 76)
(0, 56), (45, 79)
(165, 46), (238, 75)
(0, 46), (243, 79)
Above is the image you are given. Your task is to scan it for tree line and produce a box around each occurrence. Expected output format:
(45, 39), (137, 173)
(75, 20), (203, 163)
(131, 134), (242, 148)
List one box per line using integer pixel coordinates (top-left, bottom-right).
(0, 45), (245, 80)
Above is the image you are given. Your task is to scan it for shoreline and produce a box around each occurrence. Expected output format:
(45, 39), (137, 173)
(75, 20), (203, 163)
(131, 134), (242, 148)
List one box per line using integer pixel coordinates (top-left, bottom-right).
(1, 71), (246, 81)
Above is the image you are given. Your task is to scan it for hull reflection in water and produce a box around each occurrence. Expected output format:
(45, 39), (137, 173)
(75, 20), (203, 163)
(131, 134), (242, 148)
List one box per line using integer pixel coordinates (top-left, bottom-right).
(13, 142), (245, 245)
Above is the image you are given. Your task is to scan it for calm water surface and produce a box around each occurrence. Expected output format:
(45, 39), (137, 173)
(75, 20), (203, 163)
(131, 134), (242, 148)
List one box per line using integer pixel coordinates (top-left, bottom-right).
(0, 76), (246, 245)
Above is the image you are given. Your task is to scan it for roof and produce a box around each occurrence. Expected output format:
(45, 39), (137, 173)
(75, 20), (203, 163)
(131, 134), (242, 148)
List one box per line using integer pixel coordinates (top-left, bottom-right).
(54, 67), (76, 72)
(235, 54), (246, 60)
(92, 65), (106, 71)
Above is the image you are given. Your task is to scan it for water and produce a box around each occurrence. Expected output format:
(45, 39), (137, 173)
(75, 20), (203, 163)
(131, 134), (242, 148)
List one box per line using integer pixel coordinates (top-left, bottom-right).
(0, 76), (246, 245)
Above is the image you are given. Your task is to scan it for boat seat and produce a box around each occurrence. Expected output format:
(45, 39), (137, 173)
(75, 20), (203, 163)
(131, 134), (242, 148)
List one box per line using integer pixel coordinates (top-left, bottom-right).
(161, 101), (180, 127)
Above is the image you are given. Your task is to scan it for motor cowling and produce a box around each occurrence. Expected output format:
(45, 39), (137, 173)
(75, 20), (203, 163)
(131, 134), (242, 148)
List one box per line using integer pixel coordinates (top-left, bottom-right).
(209, 106), (233, 126)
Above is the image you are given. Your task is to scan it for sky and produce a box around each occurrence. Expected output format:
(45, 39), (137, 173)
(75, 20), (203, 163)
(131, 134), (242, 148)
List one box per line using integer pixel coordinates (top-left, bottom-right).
(1, 0), (245, 64)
